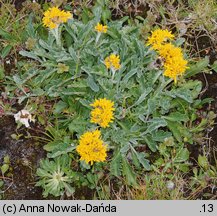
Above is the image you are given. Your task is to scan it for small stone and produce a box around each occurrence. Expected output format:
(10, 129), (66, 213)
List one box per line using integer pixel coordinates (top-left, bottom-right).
(167, 181), (175, 190)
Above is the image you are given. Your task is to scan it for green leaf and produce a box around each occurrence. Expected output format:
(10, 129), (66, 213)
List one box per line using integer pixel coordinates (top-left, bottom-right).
(163, 112), (189, 122)
(61, 89), (86, 96)
(174, 148), (189, 163)
(122, 68), (137, 83)
(122, 157), (137, 186)
(186, 57), (209, 78)
(53, 101), (68, 114)
(137, 153), (151, 171)
(68, 46), (78, 62)
(0, 65), (5, 80)
(151, 130), (172, 142)
(130, 146), (151, 170)
(102, 8), (111, 23)
(0, 180), (4, 188)
(144, 135), (157, 152)
(12, 74), (23, 85)
(87, 75), (99, 92)
(68, 118), (88, 134)
(26, 14), (36, 38)
(1, 45), (12, 59)
(107, 28), (120, 39)
(38, 115), (45, 125)
(4, 155), (10, 164)
(173, 88), (193, 103)
(39, 39), (53, 51)
(132, 87), (153, 107)
(1, 164), (9, 175)
(0, 28), (14, 41)
(63, 182), (75, 196)
(47, 145), (76, 158)
(143, 118), (167, 135)
(36, 168), (51, 178)
(81, 7), (92, 24)
(174, 38), (185, 46)
(79, 99), (90, 108)
(168, 80), (202, 103)
(80, 160), (91, 169)
(177, 164), (189, 172)
(198, 155), (209, 169)
(87, 173), (95, 185)
(110, 152), (122, 177)
(131, 150), (140, 169)
(120, 143), (130, 154)
(166, 120), (183, 142)
(43, 140), (62, 152)
(211, 61), (217, 72)
(19, 50), (42, 63)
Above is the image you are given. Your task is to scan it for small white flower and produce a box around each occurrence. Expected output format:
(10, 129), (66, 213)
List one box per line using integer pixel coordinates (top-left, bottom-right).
(166, 181), (175, 190)
(14, 109), (34, 128)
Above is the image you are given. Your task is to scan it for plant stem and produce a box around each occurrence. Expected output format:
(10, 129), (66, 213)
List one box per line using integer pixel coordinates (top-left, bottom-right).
(111, 68), (116, 81)
(95, 32), (101, 44)
(51, 27), (61, 48)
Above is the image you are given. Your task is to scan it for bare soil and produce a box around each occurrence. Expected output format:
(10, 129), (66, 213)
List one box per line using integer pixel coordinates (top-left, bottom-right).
(0, 116), (45, 199)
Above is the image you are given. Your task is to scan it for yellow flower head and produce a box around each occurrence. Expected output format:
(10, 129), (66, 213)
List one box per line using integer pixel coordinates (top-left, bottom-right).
(104, 54), (121, 70)
(42, 7), (72, 29)
(163, 56), (188, 83)
(147, 29), (174, 50)
(157, 43), (188, 83)
(95, 23), (108, 33)
(147, 28), (188, 83)
(90, 98), (115, 128)
(158, 43), (182, 59)
(76, 130), (107, 165)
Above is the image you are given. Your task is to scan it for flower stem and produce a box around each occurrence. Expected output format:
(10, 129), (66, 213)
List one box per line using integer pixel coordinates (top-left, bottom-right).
(95, 32), (101, 44)
(51, 27), (61, 48)
(111, 68), (116, 81)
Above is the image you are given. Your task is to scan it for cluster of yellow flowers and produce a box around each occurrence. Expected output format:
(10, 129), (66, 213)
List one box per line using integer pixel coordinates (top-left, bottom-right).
(94, 24), (122, 72)
(158, 43), (188, 83)
(147, 29), (174, 50)
(147, 29), (188, 83)
(42, 7), (72, 29)
(76, 130), (107, 165)
(90, 98), (115, 128)
(94, 23), (121, 72)
(95, 23), (108, 33)
(104, 54), (121, 70)
(76, 98), (115, 165)
(42, 8), (121, 74)
(41, 8), (118, 165)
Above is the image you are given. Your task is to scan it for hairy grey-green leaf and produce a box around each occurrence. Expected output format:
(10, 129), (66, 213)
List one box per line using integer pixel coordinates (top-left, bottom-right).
(143, 118), (167, 135)
(87, 75), (99, 92)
